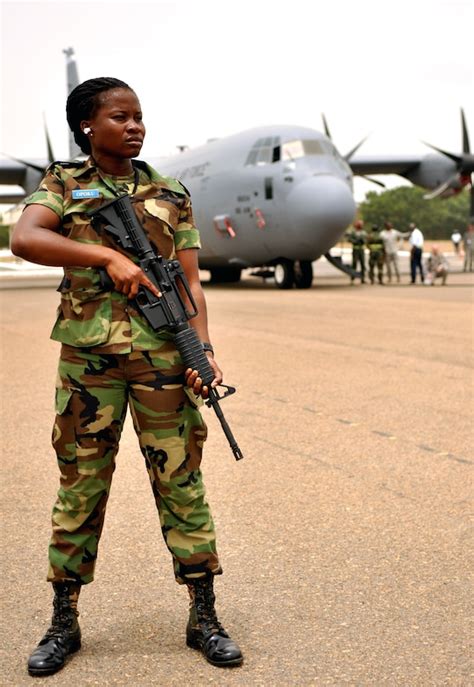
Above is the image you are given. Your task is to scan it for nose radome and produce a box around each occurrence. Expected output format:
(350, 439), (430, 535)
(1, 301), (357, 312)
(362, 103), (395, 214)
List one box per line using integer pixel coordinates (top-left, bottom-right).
(286, 175), (356, 249)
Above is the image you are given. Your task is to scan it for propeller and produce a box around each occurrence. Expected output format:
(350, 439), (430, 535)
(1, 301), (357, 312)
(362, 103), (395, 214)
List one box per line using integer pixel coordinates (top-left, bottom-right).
(423, 172), (460, 200)
(344, 136), (369, 162)
(422, 108), (474, 216)
(321, 114), (381, 187)
(1, 115), (56, 183)
(43, 113), (55, 163)
(362, 176), (386, 189)
(321, 113), (332, 140)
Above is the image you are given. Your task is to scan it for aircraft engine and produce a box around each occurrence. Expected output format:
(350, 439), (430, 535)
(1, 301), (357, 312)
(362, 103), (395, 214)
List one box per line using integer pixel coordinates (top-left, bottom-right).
(404, 153), (460, 194)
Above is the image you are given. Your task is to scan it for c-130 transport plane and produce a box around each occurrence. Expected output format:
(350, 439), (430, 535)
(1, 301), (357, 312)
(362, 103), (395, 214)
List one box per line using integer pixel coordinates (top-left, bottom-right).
(1, 49), (472, 289)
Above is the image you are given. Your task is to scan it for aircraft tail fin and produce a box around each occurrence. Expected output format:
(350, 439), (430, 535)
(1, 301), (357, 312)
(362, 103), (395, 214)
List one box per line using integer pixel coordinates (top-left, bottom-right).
(63, 47), (82, 160)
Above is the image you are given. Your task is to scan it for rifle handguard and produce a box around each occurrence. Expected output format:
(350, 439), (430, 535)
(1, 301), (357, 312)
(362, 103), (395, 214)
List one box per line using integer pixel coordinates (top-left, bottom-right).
(174, 325), (215, 387)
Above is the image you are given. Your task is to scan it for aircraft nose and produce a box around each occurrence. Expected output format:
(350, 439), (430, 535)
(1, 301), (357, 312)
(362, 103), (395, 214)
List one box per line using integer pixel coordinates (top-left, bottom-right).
(286, 175), (356, 254)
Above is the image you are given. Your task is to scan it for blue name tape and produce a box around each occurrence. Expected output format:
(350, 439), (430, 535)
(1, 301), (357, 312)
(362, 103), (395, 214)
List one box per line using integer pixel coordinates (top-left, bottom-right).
(72, 189), (101, 199)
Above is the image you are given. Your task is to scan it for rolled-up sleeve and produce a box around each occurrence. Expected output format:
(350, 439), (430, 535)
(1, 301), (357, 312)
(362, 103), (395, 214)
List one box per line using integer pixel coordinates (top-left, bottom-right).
(174, 194), (201, 251)
(24, 165), (65, 222)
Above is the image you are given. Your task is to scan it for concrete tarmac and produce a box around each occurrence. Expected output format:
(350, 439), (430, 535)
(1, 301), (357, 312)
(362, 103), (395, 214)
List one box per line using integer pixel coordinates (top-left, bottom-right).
(0, 258), (473, 686)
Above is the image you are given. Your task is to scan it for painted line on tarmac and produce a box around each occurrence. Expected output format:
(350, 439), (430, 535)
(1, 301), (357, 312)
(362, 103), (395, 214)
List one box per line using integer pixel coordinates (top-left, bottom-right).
(247, 391), (473, 467)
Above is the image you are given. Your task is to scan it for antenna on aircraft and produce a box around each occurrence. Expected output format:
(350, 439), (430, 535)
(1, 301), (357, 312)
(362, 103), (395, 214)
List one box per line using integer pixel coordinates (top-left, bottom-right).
(177, 145), (189, 153)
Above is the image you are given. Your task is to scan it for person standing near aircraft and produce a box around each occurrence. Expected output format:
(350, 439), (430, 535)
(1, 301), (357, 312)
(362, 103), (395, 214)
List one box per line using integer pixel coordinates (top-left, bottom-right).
(366, 224), (385, 284)
(345, 219), (367, 283)
(380, 221), (410, 283)
(11, 77), (243, 676)
(450, 229), (462, 255)
(408, 222), (425, 283)
(462, 224), (473, 272)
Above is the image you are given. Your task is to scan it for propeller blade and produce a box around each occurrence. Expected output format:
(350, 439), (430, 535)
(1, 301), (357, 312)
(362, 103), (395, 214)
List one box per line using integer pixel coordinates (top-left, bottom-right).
(421, 140), (462, 165)
(461, 108), (470, 155)
(321, 114), (332, 140)
(423, 171), (460, 200)
(362, 175), (386, 188)
(345, 135), (370, 161)
(43, 114), (55, 163)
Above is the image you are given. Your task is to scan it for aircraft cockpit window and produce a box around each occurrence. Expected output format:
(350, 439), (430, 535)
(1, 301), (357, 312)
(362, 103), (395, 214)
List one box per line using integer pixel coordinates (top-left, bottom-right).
(322, 141), (338, 157)
(245, 137), (281, 166)
(282, 139), (326, 160)
(257, 148), (273, 165)
(246, 150), (259, 165)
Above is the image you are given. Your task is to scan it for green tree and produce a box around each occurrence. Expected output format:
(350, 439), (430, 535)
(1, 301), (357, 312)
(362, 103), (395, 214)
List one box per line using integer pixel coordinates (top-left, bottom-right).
(358, 186), (470, 239)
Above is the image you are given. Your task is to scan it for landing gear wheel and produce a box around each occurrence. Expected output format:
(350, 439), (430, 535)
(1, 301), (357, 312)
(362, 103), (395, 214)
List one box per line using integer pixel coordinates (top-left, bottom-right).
(294, 260), (313, 289)
(274, 260), (295, 289)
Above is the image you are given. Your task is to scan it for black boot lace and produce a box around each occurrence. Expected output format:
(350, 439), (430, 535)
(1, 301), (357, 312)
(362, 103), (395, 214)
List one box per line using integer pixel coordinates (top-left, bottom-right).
(43, 585), (77, 642)
(193, 579), (225, 638)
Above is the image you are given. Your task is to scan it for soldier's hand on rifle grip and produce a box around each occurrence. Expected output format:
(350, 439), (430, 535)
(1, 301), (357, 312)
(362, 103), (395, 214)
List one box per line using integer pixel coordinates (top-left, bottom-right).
(185, 354), (223, 399)
(103, 249), (161, 299)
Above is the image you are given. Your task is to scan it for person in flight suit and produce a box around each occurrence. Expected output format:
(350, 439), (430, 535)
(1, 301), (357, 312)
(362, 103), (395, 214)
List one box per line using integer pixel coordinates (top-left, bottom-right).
(345, 219), (367, 283)
(366, 224), (385, 284)
(11, 77), (243, 676)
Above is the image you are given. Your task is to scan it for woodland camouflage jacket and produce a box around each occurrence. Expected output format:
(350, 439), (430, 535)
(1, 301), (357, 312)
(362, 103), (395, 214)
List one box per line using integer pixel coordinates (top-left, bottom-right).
(24, 158), (201, 353)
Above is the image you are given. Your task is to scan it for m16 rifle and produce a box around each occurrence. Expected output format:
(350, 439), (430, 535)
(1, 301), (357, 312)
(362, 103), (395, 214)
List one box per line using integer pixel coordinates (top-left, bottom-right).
(88, 194), (243, 461)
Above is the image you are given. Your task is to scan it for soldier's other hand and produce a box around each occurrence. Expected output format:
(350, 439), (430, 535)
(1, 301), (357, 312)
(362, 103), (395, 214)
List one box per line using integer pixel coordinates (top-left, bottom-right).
(185, 356), (223, 399)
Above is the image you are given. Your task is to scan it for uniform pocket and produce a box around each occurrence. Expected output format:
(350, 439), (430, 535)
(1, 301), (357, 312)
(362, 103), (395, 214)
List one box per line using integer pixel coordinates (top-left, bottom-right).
(143, 197), (180, 233)
(52, 387), (77, 478)
(51, 290), (112, 347)
(142, 198), (179, 258)
(55, 387), (73, 415)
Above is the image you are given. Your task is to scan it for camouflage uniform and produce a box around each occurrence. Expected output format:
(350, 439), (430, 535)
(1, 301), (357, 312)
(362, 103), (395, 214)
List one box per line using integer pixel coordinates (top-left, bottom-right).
(345, 227), (367, 282)
(366, 226), (385, 284)
(25, 158), (222, 585)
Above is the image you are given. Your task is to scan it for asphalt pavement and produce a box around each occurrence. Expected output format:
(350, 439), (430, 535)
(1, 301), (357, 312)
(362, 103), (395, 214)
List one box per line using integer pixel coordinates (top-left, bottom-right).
(0, 254), (473, 686)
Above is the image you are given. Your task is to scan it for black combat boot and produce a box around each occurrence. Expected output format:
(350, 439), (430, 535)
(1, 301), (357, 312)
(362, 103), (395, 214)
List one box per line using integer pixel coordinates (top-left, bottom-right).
(186, 576), (243, 667)
(27, 581), (82, 676)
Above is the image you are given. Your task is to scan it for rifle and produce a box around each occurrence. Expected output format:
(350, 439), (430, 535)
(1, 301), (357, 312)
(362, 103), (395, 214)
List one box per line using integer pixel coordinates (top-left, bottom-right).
(88, 194), (243, 461)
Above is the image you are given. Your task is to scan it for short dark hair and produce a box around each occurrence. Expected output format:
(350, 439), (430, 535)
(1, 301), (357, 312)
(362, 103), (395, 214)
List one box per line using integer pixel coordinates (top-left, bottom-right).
(66, 77), (132, 155)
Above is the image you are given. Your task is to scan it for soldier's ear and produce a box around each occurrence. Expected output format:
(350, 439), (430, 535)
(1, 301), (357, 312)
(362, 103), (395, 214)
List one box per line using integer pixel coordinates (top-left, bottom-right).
(81, 120), (93, 135)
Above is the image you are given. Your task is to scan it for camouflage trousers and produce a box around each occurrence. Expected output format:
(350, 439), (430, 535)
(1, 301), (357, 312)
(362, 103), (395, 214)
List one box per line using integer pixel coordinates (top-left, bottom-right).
(48, 343), (222, 586)
(351, 247), (366, 281)
(369, 250), (384, 283)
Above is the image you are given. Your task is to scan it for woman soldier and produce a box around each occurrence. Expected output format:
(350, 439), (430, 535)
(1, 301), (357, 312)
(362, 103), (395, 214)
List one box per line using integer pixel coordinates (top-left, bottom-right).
(11, 77), (243, 676)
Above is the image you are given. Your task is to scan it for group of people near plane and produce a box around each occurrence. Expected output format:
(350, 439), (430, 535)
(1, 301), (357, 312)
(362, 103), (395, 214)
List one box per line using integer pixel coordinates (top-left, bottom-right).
(344, 219), (465, 286)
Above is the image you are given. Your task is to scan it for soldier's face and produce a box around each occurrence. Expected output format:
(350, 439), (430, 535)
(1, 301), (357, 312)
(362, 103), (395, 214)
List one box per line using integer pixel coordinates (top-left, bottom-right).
(85, 88), (146, 159)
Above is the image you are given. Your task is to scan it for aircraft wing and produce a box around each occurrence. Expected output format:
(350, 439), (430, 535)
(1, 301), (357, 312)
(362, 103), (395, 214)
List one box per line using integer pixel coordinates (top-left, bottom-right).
(348, 155), (422, 176)
(0, 159), (31, 186)
(0, 158), (49, 201)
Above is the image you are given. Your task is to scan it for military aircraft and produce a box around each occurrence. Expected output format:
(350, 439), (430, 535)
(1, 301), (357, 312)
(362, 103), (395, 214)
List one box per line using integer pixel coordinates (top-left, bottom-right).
(1, 49), (472, 289)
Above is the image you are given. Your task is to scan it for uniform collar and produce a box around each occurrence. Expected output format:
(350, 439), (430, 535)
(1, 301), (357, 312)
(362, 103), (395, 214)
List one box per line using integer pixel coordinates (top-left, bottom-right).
(69, 157), (186, 195)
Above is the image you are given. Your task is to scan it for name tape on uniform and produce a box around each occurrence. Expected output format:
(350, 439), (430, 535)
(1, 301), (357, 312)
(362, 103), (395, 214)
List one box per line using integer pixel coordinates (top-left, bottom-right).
(72, 189), (101, 199)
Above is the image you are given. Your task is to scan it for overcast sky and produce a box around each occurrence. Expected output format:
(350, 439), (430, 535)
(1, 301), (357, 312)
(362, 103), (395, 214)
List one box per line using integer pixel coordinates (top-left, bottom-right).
(1, 0), (473, 202)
